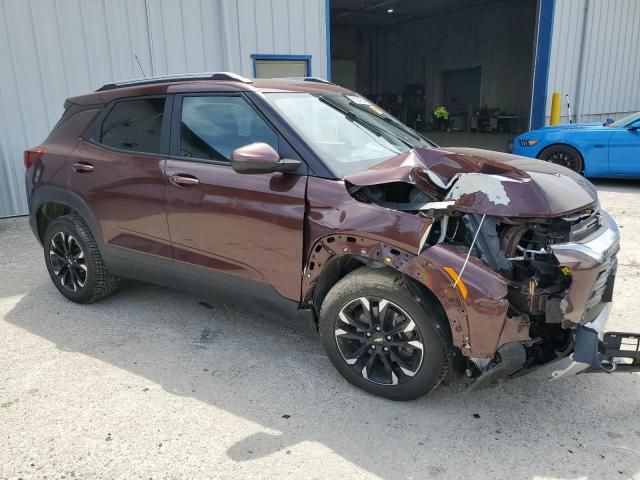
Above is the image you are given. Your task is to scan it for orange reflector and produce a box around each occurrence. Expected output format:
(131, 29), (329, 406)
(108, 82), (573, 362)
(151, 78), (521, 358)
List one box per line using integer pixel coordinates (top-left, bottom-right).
(442, 267), (468, 299)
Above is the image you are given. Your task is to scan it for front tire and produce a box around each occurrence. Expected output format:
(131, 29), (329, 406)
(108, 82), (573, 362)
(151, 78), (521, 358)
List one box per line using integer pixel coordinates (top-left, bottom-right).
(538, 144), (584, 174)
(43, 214), (119, 304)
(319, 267), (448, 401)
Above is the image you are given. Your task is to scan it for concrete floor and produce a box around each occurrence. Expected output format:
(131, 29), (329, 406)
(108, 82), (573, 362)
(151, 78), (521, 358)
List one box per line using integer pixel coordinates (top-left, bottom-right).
(426, 131), (514, 152)
(1, 180), (640, 480)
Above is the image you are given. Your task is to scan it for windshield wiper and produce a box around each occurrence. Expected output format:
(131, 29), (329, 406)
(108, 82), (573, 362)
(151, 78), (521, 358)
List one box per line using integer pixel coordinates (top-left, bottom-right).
(319, 96), (413, 149)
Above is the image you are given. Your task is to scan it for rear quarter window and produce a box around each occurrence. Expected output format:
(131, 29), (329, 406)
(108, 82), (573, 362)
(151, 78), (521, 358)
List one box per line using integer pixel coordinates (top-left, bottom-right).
(99, 98), (166, 154)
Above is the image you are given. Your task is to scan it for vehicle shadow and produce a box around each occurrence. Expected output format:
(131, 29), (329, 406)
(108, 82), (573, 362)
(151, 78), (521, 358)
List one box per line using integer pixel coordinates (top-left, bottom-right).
(5, 278), (640, 480)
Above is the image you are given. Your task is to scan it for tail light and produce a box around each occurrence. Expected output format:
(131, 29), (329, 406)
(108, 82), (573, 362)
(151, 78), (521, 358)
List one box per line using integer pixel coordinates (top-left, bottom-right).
(24, 147), (46, 169)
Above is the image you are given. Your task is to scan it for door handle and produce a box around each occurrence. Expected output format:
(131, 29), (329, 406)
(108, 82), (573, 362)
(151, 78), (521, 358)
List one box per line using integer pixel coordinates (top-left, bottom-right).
(170, 174), (200, 187)
(72, 162), (94, 173)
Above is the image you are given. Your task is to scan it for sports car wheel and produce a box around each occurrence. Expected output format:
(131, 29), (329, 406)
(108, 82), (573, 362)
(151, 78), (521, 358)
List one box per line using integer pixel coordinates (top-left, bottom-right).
(319, 267), (449, 401)
(538, 145), (584, 174)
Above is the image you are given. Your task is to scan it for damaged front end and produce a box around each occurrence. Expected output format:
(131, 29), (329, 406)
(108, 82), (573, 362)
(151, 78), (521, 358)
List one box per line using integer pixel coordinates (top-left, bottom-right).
(339, 147), (638, 387)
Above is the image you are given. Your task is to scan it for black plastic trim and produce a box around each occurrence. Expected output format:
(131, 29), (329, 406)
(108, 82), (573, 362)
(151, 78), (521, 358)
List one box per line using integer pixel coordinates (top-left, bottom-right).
(29, 186), (104, 248)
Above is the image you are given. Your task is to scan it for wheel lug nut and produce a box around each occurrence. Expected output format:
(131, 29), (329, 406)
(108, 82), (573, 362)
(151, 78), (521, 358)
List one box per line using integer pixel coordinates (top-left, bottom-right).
(371, 345), (376, 350)
(386, 335), (391, 341)
(366, 332), (372, 337)
(375, 326), (381, 332)
(383, 347), (388, 352)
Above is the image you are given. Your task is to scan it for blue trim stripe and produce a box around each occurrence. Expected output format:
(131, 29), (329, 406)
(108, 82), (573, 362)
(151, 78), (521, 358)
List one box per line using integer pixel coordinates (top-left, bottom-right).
(250, 54), (312, 78)
(325, 0), (332, 81)
(530, 0), (555, 130)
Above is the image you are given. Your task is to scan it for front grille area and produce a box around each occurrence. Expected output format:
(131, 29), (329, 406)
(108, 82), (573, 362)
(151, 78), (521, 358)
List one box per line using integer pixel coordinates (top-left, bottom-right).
(565, 206), (601, 242)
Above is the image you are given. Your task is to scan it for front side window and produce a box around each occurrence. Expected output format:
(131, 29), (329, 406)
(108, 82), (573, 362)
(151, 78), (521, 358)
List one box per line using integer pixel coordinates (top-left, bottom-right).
(100, 98), (166, 154)
(179, 96), (278, 162)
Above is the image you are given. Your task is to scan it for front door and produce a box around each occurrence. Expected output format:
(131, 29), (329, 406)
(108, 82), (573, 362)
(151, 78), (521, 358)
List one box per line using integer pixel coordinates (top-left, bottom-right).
(165, 94), (307, 302)
(609, 126), (640, 175)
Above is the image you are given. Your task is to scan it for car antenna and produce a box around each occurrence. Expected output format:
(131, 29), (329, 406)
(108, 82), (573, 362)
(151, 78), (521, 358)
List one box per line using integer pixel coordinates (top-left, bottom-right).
(134, 54), (146, 77)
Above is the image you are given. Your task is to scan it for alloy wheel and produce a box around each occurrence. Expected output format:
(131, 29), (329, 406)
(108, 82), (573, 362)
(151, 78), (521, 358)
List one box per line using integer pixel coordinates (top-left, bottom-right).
(49, 231), (87, 292)
(334, 296), (424, 385)
(547, 150), (579, 171)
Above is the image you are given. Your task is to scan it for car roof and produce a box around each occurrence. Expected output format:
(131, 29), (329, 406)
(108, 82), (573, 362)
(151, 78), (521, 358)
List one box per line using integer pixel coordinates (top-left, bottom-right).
(66, 72), (351, 106)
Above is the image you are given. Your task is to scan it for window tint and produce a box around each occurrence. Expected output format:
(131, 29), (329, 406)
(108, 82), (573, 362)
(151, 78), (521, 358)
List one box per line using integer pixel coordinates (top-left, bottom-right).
(179, 96), (278, 162)
(100, 98), (166, 154)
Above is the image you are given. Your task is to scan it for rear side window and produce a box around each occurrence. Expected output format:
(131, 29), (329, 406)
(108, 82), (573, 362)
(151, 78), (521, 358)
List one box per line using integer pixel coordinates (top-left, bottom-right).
(179, 96), (278, 162)
(100, 98), (166, 154)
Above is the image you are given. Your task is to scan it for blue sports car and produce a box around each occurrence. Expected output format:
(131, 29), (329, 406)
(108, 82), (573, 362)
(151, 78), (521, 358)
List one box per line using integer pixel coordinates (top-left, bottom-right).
(512, 111), (640, 178)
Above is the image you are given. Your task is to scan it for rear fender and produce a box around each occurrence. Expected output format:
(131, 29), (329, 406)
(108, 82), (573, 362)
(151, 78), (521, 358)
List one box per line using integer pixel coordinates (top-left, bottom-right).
(29, 186), (104, 248)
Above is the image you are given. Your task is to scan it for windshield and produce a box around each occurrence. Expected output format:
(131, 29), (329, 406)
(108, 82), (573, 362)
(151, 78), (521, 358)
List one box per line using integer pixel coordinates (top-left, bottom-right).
(608, 111), (640, 128)
(264, 92), (433, 177)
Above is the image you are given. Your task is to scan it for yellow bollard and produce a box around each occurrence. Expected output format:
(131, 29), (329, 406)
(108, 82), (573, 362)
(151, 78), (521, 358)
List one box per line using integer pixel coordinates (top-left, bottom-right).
(550, 92), (561, 125)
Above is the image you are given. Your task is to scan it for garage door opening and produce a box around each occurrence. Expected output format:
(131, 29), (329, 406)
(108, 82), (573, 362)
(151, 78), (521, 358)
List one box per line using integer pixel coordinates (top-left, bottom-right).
(329, 0), (540, 151)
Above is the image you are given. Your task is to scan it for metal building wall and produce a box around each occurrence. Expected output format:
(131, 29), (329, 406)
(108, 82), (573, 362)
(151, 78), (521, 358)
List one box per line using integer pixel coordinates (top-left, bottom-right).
(546, 0), (640, 124)
(0, 0), (328, 218)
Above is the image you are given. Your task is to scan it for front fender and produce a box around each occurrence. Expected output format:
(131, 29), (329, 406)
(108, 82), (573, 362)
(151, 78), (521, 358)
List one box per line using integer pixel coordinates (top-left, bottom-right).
(303, 233), (528, 358)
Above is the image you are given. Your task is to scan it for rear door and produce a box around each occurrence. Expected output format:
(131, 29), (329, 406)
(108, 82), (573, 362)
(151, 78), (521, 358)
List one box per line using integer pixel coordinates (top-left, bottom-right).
(164, 93), (307, 302)
(71, 95), (174, 280)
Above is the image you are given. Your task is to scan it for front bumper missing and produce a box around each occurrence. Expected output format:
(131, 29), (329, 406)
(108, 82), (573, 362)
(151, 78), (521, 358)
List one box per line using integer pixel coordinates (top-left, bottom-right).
(549, 210), (640, 379)
(551, 303), (640, 379)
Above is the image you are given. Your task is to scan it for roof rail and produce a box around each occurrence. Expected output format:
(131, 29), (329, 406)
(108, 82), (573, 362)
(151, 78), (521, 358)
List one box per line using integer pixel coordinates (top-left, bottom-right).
(280, 76), (335, 85)
(96, 72), (253, 92)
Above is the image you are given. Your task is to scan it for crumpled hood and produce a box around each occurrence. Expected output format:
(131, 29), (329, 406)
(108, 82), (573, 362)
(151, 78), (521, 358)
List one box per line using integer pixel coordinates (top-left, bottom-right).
(345, 147), (598, 217)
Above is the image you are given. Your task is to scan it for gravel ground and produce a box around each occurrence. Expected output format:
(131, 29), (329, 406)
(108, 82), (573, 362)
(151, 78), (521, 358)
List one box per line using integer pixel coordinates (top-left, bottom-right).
(1, 180), (639, 480)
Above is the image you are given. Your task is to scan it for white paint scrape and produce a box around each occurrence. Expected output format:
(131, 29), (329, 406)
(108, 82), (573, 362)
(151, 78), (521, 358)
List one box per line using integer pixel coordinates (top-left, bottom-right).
(445, 173), (511, 206)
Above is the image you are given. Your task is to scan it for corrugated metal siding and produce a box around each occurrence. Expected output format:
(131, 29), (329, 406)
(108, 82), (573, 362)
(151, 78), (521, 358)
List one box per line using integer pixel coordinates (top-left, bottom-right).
(546, 0), (640, 124)
(0, 0), (327, 217)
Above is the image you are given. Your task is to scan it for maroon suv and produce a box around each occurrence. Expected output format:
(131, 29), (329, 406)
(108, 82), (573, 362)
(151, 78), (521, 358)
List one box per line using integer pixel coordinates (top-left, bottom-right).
(25, 73), (638, 400)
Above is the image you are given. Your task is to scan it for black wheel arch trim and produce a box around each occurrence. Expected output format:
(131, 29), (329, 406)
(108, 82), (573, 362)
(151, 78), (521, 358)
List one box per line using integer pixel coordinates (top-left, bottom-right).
(403, 274), (460, 373)
(29, 186), (104, 249)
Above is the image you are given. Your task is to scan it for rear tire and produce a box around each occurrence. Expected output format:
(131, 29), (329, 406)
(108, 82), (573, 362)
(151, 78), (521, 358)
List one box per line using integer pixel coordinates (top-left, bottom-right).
(43, 214), (119, 304)
(319, 267), (448, 401)
(538, 144), (584, 174)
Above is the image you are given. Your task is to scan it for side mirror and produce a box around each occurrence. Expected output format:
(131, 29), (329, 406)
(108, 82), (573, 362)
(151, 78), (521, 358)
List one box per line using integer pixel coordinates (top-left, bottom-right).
(230, 142), (301, 174)
(629, 120), (640, 131)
